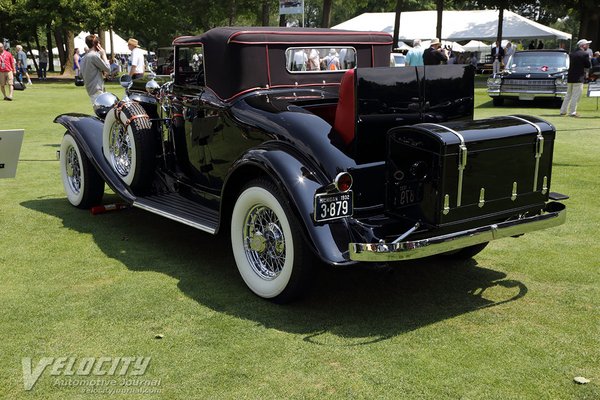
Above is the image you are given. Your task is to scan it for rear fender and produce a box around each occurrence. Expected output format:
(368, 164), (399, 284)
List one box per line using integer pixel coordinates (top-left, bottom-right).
(224, 147), (354, 265)
(53, 113), (135, 203)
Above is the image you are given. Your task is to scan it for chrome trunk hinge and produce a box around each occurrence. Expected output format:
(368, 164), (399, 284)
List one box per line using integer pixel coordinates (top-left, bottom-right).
(506, 115), (544, 192)
(457, 143), (468, 207)
(420, 123), (467, 208)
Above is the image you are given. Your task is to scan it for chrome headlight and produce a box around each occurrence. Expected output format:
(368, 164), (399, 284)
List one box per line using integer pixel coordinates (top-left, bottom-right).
(145, 79), (160, 95)
(93, 93), (119, 120)
(487, 77), (502, 86)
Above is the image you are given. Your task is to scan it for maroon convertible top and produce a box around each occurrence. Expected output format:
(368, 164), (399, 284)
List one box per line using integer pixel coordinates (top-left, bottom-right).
(173, 27), (393, 100)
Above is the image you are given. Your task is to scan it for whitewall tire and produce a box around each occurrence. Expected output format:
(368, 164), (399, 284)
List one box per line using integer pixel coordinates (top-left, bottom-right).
(60, 133), (104, 209)
(231, 179), (314, 303)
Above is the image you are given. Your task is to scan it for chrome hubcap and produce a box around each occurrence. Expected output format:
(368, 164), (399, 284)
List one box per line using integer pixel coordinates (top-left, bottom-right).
(243, 205), (286, 280)
(108, 121), (131, 177)
(65, 146), (81, 194)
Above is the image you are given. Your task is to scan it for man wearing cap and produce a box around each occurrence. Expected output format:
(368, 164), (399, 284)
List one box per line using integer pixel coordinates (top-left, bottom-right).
(127, 38), (145, 79)
(560, 39), (592, 117)
(423, 38), (448, 65)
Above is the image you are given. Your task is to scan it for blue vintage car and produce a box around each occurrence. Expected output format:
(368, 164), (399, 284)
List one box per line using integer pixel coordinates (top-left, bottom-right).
(55, 27), (567, 302)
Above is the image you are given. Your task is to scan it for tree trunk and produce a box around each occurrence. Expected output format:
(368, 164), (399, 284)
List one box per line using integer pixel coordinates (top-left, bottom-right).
(393, 0), (402, 50)
(54, 28), (74, 76)
(46, 22), (54, 72)
(109, 29), (115, 59)
(578, 1), (600, 47)
(496, 7), (504, 48)
(229, 0), (236, 26)
(99, 31), (107, 52)
(261, 0), (270, 26)
(279, 13), (286, 27)
(436, 0), (443, 39)
(26, 40), (39, 71)
(322, 0), (332, 28)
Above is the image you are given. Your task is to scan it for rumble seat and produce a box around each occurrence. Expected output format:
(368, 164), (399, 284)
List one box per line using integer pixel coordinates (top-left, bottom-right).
(333, 69), (356, 145)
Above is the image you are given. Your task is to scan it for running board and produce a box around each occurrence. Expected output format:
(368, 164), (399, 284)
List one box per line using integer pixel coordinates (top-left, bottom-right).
(133, 193), (219, 234)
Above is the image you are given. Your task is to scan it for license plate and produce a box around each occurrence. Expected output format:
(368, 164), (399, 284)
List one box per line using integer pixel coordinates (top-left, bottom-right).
(519, 94), (535, 101)
(392, 183), (421, 207)
(314, 191), (353, 222)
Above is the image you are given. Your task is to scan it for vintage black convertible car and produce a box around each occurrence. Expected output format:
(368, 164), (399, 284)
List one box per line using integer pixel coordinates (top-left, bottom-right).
(55, 27), (567, 302)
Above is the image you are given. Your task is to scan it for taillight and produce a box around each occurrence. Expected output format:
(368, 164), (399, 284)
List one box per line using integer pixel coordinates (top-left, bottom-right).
(334, 172), (353, 192)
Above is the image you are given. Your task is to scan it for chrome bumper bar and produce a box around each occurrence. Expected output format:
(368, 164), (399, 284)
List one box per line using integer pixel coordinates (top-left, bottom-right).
(349, 202), (566, 262)
(488, 90), (566, 98)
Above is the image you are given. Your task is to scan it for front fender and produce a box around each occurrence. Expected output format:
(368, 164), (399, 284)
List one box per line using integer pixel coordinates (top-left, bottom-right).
(54, 113), (135, 203)
(226, 147), (355, 265)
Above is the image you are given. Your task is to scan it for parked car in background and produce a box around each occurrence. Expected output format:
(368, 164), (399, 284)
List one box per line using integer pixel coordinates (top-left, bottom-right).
(487, 49), (569, 106)
(55, 27), (567, 303)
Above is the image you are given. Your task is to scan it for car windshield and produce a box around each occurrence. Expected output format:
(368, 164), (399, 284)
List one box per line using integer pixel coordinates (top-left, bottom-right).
(506, 52), (569, 73)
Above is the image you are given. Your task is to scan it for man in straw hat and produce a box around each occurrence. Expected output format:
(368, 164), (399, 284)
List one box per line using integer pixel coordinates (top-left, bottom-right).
(560, 39), (592, 117)
(423, 38), (448, 65)
(127, 38), (145, 79)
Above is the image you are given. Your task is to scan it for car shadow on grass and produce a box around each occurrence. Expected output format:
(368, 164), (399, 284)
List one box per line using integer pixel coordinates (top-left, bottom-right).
(22, 197), (528, 345)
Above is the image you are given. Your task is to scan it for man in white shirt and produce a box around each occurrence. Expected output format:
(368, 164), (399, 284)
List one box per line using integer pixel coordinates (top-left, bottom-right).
(127, 38), (145, 79)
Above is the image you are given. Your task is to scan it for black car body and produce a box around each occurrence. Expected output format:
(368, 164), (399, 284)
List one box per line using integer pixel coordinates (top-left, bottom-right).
(487, 49), (569, 106)
(55, 27), (566, 302)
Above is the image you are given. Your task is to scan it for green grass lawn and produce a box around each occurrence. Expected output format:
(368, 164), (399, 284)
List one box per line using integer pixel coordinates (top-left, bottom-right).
(1, 80), (599, 399)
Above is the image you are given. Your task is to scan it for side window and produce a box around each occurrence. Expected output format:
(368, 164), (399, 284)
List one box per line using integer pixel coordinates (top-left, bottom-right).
(175, 45), (205, 87)
(285, 47), (357, 73)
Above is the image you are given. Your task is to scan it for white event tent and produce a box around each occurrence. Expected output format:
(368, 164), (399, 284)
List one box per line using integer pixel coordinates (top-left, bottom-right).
(333, 10), (572, 42)
(74, 31), (148, 55)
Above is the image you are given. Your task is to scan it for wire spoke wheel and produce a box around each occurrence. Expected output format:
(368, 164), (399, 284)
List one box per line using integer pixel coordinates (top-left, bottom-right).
(65, 145), (82, 194)
(243, 205), (287, 280)
(108, 121), (132, 178)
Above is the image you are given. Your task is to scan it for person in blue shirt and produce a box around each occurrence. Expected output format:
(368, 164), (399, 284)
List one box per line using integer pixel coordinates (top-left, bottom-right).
(405, 39), (424, 66)
(15, 45), (32, 85)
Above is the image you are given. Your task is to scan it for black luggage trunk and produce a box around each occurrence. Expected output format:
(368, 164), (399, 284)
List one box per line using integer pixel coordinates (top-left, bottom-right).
(386, 115), (556, 228)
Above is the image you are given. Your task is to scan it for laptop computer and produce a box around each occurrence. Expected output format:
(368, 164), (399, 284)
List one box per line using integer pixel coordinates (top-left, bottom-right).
(0, 129), (25, 179)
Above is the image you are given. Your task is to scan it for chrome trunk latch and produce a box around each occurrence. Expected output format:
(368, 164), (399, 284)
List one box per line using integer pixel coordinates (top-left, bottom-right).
(542, 176), (548, 195)
(511, 182), (518, 201)
(478, 188), (485, 208)
(443, 194), (450, 215)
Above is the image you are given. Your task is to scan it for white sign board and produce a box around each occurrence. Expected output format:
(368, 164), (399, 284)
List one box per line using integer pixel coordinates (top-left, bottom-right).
(588, 81), (600, 97)
(279, 0), (304, 15)
(0, 129), (25, 179)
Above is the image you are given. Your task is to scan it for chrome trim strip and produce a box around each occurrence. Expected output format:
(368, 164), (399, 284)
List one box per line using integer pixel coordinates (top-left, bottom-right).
(349, 202), (566, 262)
(133, 201), (217, 234)
(420, 123), (467, 207)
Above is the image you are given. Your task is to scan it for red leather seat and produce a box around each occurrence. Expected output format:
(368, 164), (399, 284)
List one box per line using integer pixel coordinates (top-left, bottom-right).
(333, 69), (356, 145)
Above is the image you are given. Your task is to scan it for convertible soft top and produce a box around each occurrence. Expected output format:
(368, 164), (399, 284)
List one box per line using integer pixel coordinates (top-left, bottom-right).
(173, 27), (394, 100)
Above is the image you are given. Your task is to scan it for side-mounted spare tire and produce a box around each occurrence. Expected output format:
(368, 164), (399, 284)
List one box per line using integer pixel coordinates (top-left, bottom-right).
(102, 101), (155, 191)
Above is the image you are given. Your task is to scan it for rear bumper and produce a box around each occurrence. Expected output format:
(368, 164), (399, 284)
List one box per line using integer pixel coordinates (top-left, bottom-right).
(349, 202), (566, 262)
